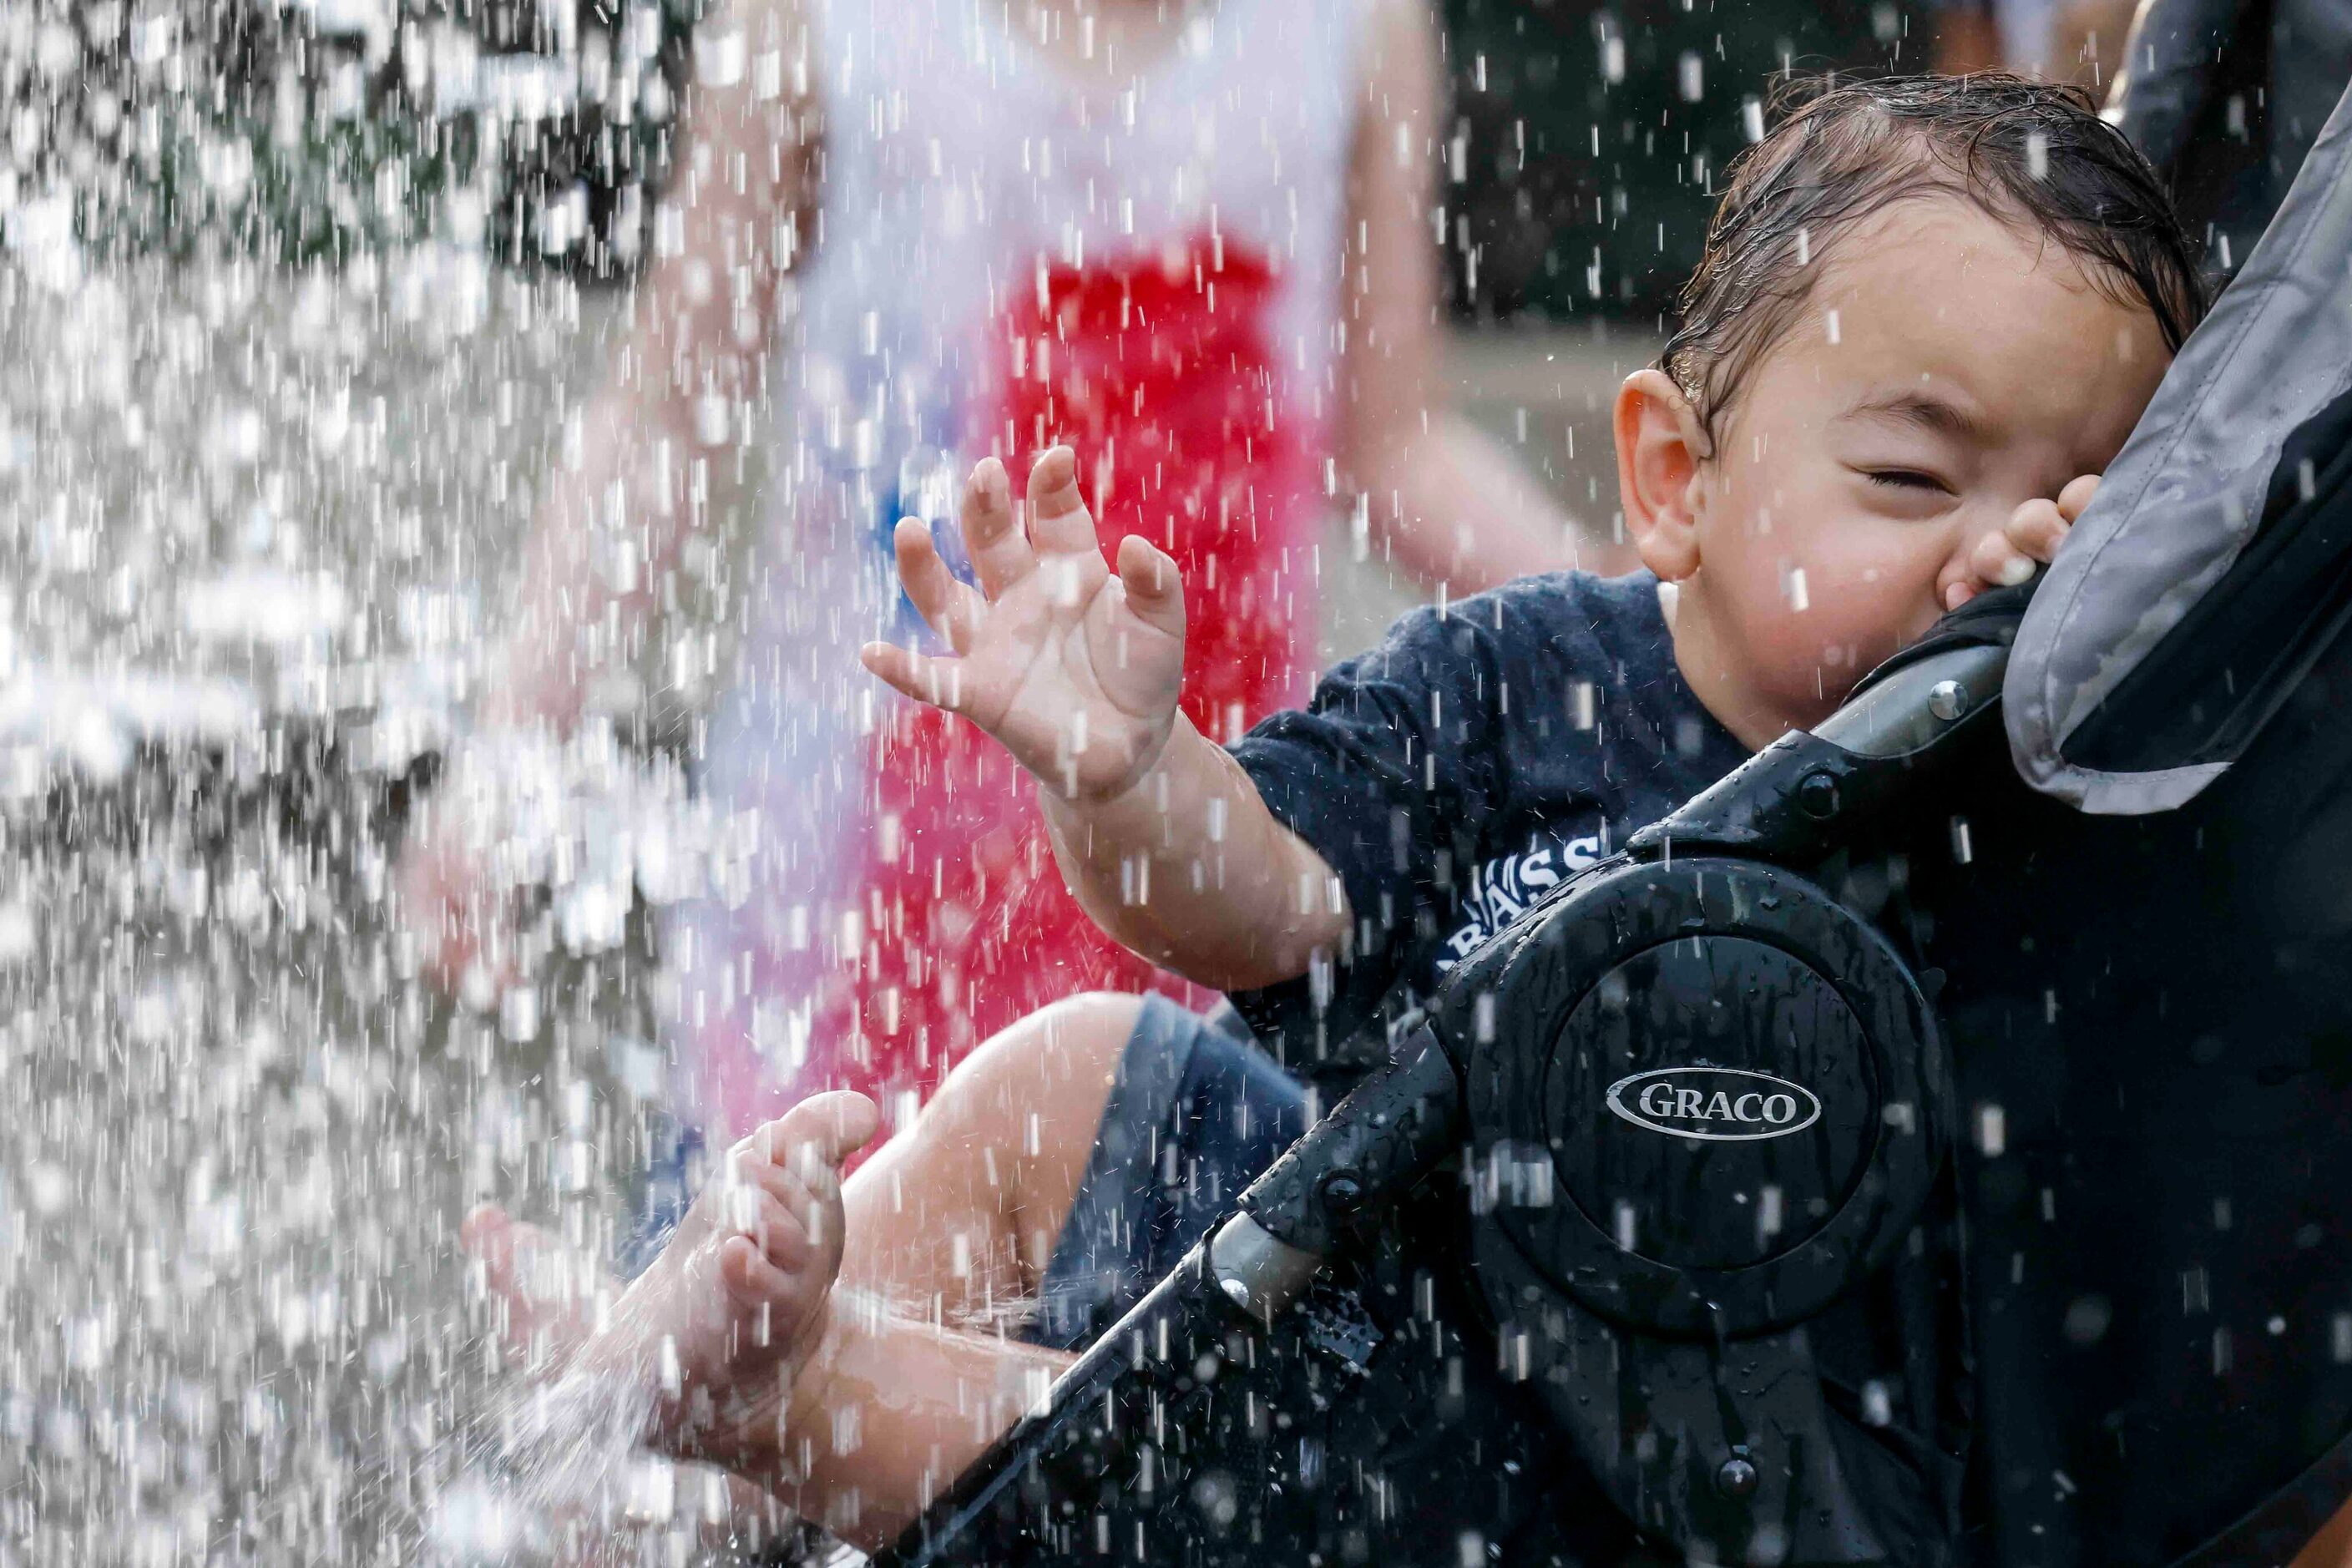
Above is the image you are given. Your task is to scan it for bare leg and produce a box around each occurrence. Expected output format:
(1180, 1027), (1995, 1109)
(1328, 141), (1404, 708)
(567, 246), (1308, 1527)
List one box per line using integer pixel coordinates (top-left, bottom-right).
(837, 989), (1145, 1321)
(2291, 1495), (2352, 1568)
(762, 990), (1146, 1543)
(470, 991), (1147, 1550)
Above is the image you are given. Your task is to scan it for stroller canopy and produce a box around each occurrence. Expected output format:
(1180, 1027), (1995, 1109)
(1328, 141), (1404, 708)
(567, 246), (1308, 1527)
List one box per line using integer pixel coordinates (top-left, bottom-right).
(2009, 75), (2352, 812)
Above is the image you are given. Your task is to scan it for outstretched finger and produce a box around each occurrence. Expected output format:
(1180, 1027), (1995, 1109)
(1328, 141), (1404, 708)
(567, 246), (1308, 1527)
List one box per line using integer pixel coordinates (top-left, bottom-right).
(1115, 534), (1187, 640)
(859, 641), (974, 717)
(1024, 446), (1104, 556)
(962, 457), (1035, 600)
(893, 518), (988, 653)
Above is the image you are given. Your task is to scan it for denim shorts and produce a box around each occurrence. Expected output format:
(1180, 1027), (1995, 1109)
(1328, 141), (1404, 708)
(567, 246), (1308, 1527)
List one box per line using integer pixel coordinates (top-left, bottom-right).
(618, 994), (1312, 1354)
(1019, 994), (1311, 1350)
(618, 1111), (707, 1282)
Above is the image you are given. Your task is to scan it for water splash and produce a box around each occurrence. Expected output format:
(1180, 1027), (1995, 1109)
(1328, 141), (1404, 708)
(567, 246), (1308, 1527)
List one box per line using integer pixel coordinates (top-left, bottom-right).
(426, 1368), (660, 1567)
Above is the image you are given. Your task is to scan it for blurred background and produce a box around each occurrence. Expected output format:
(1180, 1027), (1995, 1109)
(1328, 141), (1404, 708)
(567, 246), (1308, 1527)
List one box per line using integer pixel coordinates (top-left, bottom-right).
(0, 0), (2133, 1561)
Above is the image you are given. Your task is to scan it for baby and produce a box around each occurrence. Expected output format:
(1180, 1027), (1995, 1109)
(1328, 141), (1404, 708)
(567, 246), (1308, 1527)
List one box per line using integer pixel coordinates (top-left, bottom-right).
(467, 73), (2207, 1546)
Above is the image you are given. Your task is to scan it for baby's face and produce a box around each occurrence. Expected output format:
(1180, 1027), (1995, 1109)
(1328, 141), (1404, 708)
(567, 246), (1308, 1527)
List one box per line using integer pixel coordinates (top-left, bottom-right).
(1691, 195), (2168, 728)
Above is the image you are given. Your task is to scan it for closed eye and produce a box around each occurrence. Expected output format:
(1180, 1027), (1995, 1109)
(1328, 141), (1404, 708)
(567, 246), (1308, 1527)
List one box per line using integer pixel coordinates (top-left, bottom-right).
(1862, 468), (1952, 494)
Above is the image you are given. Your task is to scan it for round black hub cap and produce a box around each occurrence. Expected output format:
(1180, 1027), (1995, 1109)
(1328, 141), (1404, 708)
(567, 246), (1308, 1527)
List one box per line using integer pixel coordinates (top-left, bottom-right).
(1543, 935), (1876, 1272)
(1449, 857), (1947, 1340)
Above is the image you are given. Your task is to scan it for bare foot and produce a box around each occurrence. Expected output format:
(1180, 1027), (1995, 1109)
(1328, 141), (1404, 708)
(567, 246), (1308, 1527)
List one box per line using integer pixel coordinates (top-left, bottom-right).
(462, 1206), (596, 1366)
(576, 1092), (879, 1467)
(457, 1099), (873, 1565)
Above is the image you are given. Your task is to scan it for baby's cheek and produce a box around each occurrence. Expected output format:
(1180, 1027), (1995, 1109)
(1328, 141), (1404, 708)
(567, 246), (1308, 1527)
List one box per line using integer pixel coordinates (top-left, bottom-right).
(1807, 572), (1936, 666)
(1740, 609), (1852, 701)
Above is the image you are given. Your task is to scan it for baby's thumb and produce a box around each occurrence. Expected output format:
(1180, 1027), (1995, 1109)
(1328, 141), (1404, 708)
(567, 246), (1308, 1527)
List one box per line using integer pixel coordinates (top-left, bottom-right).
(1115, 534), (1187, 640)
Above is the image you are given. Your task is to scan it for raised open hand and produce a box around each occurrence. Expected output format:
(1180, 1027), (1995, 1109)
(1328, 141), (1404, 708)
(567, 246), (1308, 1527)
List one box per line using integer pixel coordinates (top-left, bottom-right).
(858, 446), (1189, 805)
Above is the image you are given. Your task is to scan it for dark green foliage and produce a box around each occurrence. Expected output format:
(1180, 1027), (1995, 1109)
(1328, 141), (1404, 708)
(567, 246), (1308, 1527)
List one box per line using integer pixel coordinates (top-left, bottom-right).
(19, 0), (1925, 310)
(1438, 0), (1934, 321)
(6, 0), (701, 278)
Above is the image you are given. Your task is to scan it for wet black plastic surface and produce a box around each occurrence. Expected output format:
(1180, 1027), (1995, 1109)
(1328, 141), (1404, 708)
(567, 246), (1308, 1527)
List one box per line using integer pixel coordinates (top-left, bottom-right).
(1546, 934), (1875, 1273)
(877, 1201), (1637, 1568)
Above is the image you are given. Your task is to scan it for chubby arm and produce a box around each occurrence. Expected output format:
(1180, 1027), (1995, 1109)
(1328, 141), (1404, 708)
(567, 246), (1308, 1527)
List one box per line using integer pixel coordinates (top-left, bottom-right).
(1036, 713), (1351, 991)
(482, 0), (819, 732)
(857, 450), (1348, 993)
(1334, 0), (1579, 594)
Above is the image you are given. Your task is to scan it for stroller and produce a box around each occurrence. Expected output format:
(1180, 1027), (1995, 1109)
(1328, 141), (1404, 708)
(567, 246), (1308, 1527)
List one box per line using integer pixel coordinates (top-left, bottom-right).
(862, 82), (2352, 1568)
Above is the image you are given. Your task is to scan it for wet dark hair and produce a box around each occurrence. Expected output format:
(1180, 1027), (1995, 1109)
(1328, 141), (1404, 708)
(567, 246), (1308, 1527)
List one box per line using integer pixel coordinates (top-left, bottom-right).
(1659, 73), (2211, 441)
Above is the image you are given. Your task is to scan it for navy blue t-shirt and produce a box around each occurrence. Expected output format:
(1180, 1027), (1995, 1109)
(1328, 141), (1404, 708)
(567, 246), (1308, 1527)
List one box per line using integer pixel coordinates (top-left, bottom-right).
(1225, 570), (1751, 1060)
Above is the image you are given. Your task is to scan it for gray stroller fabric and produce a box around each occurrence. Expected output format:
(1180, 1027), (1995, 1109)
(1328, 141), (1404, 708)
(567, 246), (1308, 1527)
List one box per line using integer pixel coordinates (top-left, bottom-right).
(2006, 74), (2352, 812)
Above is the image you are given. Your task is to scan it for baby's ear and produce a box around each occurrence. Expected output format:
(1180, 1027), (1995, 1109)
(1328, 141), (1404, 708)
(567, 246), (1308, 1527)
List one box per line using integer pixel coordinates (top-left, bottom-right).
(1613, 369), (1710, 583)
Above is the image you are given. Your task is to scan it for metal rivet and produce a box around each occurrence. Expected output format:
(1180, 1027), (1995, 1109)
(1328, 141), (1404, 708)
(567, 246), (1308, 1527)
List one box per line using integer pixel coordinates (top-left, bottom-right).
(1928, 680), (1969, 721)
(1713, 1452), (1760, 1500)
(1796, 771), (1840, 821)
(1320, 1171), (1367, 1216)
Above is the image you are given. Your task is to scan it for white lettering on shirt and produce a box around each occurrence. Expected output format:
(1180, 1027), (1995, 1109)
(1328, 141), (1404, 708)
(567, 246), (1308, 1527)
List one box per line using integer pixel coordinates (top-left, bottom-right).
(1432, 825), (1606, 977)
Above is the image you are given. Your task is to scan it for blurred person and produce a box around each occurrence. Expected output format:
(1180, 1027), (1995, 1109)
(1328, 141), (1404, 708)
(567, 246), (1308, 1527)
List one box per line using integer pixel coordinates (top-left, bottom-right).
(2110, 0), (2352, 276)
(1932, 0), (2139, 86)
(398, 0), (1587, 1151)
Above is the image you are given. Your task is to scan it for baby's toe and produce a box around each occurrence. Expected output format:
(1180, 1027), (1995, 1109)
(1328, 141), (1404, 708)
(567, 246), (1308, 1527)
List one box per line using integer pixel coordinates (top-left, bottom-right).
(718, 1234), (797, 1308)
(746, 1188), (817, 1271)
(771, 1092), (881, 1184)
(722, 1096), (877, 1229)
